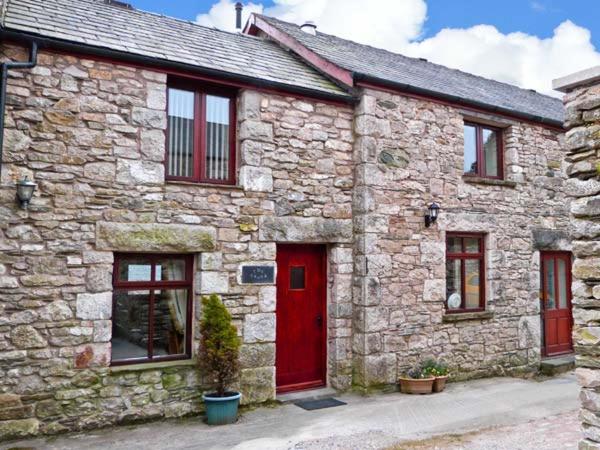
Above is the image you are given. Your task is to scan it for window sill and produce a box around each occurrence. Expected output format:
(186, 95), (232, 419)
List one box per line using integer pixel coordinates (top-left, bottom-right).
(462, 176), (517, 188)
(442, 311), (494, 322)
(110, 358), (197, 373)
(166, 180), (243, 190)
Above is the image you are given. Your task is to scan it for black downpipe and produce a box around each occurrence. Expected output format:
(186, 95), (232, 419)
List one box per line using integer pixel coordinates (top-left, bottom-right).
(0, 41), (38, 178)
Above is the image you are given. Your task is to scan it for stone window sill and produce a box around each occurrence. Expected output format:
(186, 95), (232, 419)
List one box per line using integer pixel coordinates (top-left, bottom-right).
(462, 176), (517, 188)
(166, 180), (243, 190)
(442, 311), (494, 322)
(109, 359), (197, 373)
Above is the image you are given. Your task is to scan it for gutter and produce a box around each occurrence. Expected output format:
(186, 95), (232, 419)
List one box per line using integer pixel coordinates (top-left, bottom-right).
(354, 73), (564, 130)
(0, 40), (38, 178)
(0, 29), (355, 106)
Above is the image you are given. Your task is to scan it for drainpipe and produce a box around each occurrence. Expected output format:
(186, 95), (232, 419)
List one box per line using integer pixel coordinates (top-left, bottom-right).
(0, 41), (38, 179)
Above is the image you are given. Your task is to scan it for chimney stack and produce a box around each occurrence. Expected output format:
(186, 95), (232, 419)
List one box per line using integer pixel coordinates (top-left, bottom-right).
(300, 21), (317, 35)
(235, 2), (243, 31)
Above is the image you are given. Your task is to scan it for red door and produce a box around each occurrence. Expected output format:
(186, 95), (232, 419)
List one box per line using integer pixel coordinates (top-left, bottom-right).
(540, 251), (573, 356)
(276, 244), (327, 393)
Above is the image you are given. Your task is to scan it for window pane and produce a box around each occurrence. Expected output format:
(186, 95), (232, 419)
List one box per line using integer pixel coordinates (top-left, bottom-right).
(483, 128), (498, 177)
(465, 260), (481, 309)
(464, 124), (477, 174)
(112, 290), (150, 361)
(168, 88), (195, 178)
(465, 237), (480, 253)
(545, 260), (556, 309)
(153, 289), (188, 357)
(205, 95), (230, 181)
(290, 267), (305, 290)
(156, 259), (187, 282)
(557, 258), (568, 309)
(447, 237), (462, 254)
(118, 257), (152, 282)
(446, 259), (462, 309)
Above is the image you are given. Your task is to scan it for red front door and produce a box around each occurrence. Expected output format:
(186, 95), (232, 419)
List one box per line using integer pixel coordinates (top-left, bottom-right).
(276, 244), (327, 393)
(540, 251), (573, 356)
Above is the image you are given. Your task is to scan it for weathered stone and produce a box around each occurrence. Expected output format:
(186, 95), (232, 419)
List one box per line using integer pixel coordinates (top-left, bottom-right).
(240, 343), (275, 368)
(96, 222), (216, 252)
(86, 265), (113, 292)
(116, 159), (164, 185)
(10, 325), (47, 349)
(38, 301), (72, 321)
(240, 367), (275, 404)
(243, 313), (276, 343)
(0, 418), (39, 440)
(200, 271), (229, 294)
(259, 217), (352, 243)
(76, 292), (112, 320)
(240, 166), (273, 192)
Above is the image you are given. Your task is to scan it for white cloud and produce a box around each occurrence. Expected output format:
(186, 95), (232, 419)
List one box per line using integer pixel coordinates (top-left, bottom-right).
(196, 0), (600, 96)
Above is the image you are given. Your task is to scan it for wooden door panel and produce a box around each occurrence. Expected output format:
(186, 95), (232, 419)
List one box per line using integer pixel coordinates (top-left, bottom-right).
(541, 252), (573, 357)
(276, 245), (326, 392)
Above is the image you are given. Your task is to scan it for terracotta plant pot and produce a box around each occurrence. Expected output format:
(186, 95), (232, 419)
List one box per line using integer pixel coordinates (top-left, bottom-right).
(398, 377), (435, 394)
(433, 375), (449, 393)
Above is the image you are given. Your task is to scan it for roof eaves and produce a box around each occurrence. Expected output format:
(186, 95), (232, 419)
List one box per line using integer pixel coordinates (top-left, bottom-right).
(355, 73), (564, 130)
(1, 28), (355, 105)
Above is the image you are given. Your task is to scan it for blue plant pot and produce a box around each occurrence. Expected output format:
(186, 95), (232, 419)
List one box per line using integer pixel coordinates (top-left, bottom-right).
(203, 392), (241, 425)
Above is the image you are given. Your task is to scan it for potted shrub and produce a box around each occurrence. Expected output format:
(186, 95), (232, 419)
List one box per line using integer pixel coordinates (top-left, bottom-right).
(199, 294), (242, 425)
(421, 358), (450, 393)
(398, 365), (435, 394)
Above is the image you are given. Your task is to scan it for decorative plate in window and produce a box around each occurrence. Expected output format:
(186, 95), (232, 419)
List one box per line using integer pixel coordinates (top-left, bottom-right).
(447, 293), (461, 309)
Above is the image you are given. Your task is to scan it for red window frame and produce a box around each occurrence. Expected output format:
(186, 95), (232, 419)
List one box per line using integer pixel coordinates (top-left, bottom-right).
(463, 122), (504, 179)
(111, 253), (194, 366)
(445, 233), (486, 313)
(166, 79), (237, 185)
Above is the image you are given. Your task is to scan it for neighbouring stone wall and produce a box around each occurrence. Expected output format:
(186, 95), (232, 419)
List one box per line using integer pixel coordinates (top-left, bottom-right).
(352, 87), (569, 387)
(0, 43), (354, 439)
(558, 70), (600, 450)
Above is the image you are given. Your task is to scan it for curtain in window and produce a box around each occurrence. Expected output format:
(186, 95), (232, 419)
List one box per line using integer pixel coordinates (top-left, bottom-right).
(168, 88), (195, 178)
(205, 95), (230, 181)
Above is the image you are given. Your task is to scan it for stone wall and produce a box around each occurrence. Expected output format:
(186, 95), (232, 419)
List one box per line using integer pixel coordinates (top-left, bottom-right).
(352, 87), (569, 387)
(0, 43), (354, 439)
(555, 67), (600, 450)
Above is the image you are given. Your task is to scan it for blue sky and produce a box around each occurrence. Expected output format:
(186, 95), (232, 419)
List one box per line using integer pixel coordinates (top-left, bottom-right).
(131, 0), (600, 48)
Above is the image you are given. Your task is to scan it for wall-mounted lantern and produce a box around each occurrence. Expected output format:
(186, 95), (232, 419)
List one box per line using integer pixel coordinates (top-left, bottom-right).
(424, 202), (440, 228)
(16, 176), (36, 209)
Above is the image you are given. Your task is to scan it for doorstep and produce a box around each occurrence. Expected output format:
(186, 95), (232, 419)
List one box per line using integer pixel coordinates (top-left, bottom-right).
(276, 386), (339, 404)
(540, 354), (575, 376)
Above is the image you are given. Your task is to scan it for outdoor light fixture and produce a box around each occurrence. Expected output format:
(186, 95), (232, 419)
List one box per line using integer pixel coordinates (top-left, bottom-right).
(16, 176), (36, 209)
(424, 202), (440, 228)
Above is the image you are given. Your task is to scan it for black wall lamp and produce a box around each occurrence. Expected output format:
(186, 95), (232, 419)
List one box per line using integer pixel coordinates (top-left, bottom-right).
(424, 202), (440, 228)
(16, 176), (36, 209)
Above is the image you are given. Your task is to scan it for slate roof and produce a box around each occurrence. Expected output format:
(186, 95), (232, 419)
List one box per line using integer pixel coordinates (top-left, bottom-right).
(258, 15), (565, 125)
(0, 0), (350, 100)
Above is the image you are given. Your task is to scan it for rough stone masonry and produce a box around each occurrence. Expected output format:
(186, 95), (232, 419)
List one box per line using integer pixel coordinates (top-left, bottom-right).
(555, 67), (600, 450)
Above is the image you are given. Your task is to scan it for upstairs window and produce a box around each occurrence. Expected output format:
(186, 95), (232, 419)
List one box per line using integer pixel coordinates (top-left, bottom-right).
(463, 122), (503, 179)
(167, 83), (236, 184)
(446, 233), (485, 313)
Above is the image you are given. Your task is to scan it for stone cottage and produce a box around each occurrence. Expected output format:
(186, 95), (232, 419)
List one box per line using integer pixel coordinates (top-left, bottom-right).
(0, 0), (571, 439)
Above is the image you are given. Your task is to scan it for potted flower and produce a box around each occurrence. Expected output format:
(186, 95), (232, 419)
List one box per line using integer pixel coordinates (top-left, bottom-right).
(421, 358), (450, 393)
(398, 365), (435, 394)
(432, 361), (449, 393)
(199, 294), (242, 425)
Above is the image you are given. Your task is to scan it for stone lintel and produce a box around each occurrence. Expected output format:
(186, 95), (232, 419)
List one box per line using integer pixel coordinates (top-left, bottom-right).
(553, 66), (600, 93)
(96, 222), (216, 253)
(442, 311), (494, 322)
(258, 217), (353, 243)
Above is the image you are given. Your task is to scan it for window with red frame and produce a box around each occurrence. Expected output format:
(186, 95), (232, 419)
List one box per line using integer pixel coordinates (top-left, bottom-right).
(166, 82), (236, 184)
(111, 254), (193, 365)
(446, 234), (485, 312)
(463, 122), (503, 179)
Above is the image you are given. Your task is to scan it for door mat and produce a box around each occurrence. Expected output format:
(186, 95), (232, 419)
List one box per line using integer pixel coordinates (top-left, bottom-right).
(294, 398), (347, 411)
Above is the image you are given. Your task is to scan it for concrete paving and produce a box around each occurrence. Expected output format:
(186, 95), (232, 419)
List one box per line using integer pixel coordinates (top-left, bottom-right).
(1, 373), (580, 450)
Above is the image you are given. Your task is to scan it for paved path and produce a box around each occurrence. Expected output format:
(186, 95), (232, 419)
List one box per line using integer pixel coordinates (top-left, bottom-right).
(2, 373), (580, 450)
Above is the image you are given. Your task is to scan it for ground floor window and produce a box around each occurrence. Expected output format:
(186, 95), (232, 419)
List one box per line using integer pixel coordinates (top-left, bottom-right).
(446, 233), (485, 313)
(111, 253), (193, 365)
